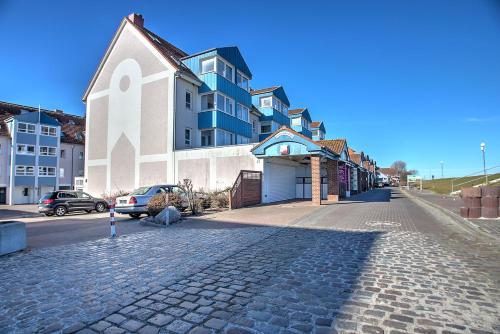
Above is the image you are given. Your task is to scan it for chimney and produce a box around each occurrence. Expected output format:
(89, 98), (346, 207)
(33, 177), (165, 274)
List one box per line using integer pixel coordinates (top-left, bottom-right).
(128, 13), (144, 28)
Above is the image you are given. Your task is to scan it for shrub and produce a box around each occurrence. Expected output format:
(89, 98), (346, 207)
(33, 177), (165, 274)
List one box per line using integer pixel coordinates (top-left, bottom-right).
(147, 192), (184, 216)
(210, 191), (229, 209)
(147, 193), (168, 216)
(101, 190), (129, 203)
(179, 179), (204, 215)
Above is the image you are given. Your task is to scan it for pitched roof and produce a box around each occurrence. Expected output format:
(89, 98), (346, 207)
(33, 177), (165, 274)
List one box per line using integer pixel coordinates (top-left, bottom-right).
(0, 101), (85, 145)
(350, 153), (362, 165)
(288, 108), (306, 116)
(131, 20), (199, 82)
(315, 139), (346, 155)
(348, 147), (357, 156)
(250, 105), (262, 116)
(83, 16), (201, 100)
(250, 86), (280, 95)
(310, 121), (322, 128)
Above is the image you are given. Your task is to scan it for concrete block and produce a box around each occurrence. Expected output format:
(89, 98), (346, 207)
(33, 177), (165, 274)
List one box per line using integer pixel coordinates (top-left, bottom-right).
(0, 221), (26, 255)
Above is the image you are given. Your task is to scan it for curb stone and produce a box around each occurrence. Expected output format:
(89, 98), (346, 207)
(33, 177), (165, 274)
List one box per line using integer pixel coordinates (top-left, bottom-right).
(400, 188), (499, 243)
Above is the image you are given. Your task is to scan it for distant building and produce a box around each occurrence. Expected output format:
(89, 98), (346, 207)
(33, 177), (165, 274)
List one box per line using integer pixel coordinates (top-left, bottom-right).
(0, 101), (85, 204)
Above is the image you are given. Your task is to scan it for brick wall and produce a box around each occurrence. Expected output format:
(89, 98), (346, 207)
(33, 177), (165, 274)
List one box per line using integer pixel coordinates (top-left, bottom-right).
(326, 159), (339, 202)
(311, 155), (321, 205)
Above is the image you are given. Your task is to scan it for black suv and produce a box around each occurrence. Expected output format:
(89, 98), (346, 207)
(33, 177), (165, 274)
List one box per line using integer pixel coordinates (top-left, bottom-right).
(38, 191), (108, 217)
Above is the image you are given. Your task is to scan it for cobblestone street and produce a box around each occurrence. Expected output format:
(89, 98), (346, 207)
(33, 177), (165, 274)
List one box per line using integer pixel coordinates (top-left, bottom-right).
(1, 188), (499, 334)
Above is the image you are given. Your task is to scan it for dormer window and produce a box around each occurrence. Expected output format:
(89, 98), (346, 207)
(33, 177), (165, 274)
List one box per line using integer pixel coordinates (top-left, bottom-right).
(291, 118), (301, 126)
(260, 97), (272, 108)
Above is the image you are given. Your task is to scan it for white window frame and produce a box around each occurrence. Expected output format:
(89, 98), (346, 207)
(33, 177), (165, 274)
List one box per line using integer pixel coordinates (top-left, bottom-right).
(236, 70), (250, 91)
(41, 125), (57, 137)
(236, 104), (250, 123)
(185, 90), (192, 110)
(39, 146), (57, 156)
(200, 57), (216, 74)
(215, 56), (234, 82)
(201, 93), (216, 112)
(291, 118), (301, 126)
(38, 166), (56, 177)
(217, 129), (235, 146)
(60, 168), (65, 178)
(17, 122), (36, 134)
(260, 97), (272, 108)
(79, 151), (84, 160)
(185, 128), (192, 147)
(201, 92), (234, 116)
(15, 165), (34, 176)
(17, 144), (36, 155)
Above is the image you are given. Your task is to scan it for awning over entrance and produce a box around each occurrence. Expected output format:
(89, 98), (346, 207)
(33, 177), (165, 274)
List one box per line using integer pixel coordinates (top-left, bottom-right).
(251, 127), (346, 205)
(251, 126), (339, 161)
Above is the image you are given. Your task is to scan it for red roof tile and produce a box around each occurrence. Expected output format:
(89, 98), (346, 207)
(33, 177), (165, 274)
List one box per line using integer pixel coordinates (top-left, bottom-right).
(315, 139), (346, 155)
(250, 86), (280, 95)
(288, 108), (306, 116)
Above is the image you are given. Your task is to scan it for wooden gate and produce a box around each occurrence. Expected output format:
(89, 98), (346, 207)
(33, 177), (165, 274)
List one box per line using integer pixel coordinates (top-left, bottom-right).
(229, 170), (262, 209)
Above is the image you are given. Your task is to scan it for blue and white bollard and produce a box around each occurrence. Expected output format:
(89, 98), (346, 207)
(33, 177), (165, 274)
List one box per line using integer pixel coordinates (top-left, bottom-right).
(110, 202), (117, 238)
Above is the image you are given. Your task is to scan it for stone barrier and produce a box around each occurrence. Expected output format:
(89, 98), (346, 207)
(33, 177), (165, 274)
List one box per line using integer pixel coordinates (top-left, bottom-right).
(460, 186), (500, 219)
(0, 221), (26, 256)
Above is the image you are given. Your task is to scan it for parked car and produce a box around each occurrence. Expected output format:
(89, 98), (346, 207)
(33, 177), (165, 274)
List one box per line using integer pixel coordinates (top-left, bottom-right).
(38, 191), (108, 217)
(115, 185), (188, 218)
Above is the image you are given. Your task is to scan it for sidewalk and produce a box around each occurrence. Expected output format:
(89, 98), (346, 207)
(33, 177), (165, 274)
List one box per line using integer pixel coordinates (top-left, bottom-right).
(407, 189), (500, 239)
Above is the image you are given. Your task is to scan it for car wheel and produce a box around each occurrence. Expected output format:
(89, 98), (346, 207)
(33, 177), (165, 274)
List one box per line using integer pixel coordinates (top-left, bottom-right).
(95, 202), (106, 213)
(129, 213), (141, 218)
(55, 206), (67, 217)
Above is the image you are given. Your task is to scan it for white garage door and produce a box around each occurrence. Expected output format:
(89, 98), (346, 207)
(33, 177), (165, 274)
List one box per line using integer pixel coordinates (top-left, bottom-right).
(264, 162), (296, 203)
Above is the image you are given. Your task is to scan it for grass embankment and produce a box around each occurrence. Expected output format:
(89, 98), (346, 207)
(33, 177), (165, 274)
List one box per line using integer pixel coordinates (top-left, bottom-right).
(421, 173), (500, 195)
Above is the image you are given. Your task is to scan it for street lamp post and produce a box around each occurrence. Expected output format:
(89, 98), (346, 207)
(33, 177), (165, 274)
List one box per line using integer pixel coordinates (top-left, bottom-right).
(440, 161), (444, 178)
(481, 143), (487, 184)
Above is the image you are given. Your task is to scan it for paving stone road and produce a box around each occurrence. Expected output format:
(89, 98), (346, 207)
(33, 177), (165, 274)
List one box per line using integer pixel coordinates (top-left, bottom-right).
(0, 188), (499, 334)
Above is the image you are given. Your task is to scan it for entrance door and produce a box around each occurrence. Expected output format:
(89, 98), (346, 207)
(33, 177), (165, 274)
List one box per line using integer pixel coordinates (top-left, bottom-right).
(0, 187), (6, 204)
(296, 177), (312, 199)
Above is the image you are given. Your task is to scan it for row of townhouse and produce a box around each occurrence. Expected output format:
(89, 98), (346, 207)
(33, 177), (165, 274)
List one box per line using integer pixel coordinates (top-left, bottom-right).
(0, 102), (85, 204)
(81, 13), (376, 205)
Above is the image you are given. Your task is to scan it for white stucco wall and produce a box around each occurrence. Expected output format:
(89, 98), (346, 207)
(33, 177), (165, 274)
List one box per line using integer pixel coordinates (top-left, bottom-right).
(175, 78), (199, 150)
(0, 136), (11, 187)
(174, 144), (262, 191)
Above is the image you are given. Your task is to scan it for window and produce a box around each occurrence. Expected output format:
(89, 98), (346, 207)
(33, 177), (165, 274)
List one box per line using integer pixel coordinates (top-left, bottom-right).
(216, 58), (233, 81)
(185, 91), (192, 110)
(185, 128), (192, 147)
(23, 188), (29, 196)
(17, 144), (35, 155)
(60, 149), (66, 158)
(79, 152), (84, 160)
(252, 120), (258, 134)
(60, 168), (65, 178)
(40, 146), (56, 156)
(236, 72), (249, 91)
(312, 130), (319, 136)
(291, 118), (301, 126)
(201, 130), (213, 147)
(18, 122), (35, 134)
(58, 192), (77, 199)
(236, 104), (249, 122)
(261, 123), (272, 133)
(217, 129), (234, 146)
(201, 58), (215, 73)
(260, 97), (272, 108)
(15, 165), (34, 176)
(41, 126), (57, 136)
(237, 136), (250, 144)
(78, 192), (91, 199)
(39, 166), (56, 176)
(201, 94), (215, 110)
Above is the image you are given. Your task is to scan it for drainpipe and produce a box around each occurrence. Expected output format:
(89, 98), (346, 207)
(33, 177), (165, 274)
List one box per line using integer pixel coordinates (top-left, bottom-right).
(71, 145), (75, 190)
(173, 73), (178, 184)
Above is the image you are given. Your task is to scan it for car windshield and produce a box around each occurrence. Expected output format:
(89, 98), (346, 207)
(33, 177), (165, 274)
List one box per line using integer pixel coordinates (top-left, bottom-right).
(129, 187), (152, 196)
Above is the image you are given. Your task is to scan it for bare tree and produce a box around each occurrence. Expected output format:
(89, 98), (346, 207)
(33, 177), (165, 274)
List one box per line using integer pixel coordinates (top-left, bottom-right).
(391, 161), (407, 176)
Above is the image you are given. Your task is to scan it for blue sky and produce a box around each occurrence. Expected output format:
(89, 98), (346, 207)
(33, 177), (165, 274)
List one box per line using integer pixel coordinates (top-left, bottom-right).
(1, 0), (499, 177)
